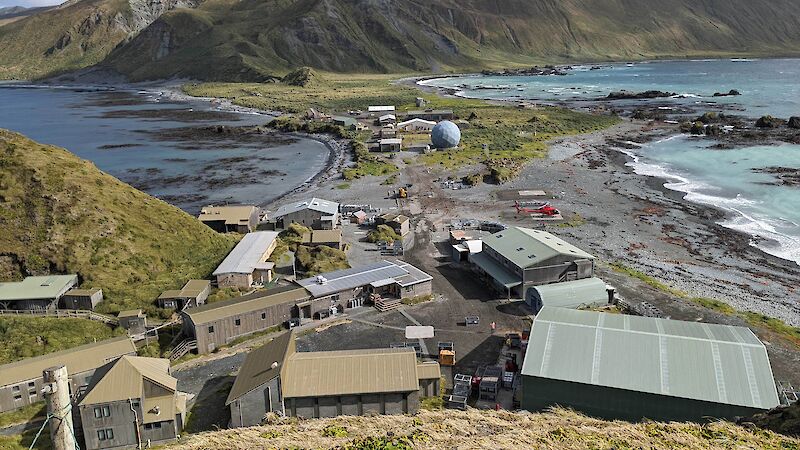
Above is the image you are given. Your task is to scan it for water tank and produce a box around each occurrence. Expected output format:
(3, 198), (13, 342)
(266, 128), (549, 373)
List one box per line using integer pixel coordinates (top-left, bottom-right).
(431, 120), (461, 149)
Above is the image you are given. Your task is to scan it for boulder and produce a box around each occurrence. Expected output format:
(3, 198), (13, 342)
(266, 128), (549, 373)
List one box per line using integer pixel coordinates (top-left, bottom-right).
(712, 89), (741, 97)
(788, 116), (800, 129)
(755, 115), (785, 128)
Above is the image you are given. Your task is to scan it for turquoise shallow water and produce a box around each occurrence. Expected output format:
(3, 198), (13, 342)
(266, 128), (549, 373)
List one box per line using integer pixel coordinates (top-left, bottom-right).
(424, 59), (800, 264)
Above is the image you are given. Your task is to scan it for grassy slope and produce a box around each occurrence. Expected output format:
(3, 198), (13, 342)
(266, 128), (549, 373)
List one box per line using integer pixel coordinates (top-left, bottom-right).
(0, 316), (123, 364)
(0, 129), (237, 316)
(0, 0), (132, 80)
(164, 408), (800, 449)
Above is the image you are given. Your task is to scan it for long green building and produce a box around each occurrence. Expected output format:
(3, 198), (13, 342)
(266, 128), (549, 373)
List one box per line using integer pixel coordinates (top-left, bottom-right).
(521, 307), (780, 421)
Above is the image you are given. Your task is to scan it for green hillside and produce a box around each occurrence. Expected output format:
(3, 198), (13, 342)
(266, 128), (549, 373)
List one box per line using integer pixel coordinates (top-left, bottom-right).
(0, 129), (237, 315)
(105, 0), (800, 81)
(0, 0), (197, 80)
(3, 0), (800, 81)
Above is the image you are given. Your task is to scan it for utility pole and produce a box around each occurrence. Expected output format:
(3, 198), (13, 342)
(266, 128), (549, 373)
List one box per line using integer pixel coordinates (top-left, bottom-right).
(43, 365), (76, 450)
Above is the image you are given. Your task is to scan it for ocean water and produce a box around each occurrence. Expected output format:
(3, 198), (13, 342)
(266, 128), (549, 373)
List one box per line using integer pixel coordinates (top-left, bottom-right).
(0, 86), (330, 213)
(423, 59), (800, 264)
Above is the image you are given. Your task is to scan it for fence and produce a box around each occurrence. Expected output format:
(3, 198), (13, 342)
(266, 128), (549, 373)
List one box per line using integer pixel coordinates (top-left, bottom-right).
(0, 308), (119, 325)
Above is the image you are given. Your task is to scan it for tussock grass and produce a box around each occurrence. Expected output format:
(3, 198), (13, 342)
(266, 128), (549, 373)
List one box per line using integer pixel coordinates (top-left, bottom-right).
(0, 130), (238, 317)
(164, 408), (799, 449)
(0, 317), (123, 364)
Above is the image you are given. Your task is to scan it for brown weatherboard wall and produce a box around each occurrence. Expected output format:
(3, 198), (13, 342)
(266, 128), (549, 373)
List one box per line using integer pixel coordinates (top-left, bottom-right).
(62, 290), (103, 310)
(184, 300), (302, 354)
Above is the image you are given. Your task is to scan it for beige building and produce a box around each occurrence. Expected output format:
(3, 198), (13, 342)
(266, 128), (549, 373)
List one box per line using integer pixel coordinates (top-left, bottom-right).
(157, 280), (211, 310)
(227, 332), (441, 426)
(77, 356), (187, 450)
(213, 231), (280, 288)
(379, 138), (402, 152)
(198, 205), (260, 233)
(376, 213), (410, 236)
(301, 229), (344, 250)
(0, 337), (136, 413)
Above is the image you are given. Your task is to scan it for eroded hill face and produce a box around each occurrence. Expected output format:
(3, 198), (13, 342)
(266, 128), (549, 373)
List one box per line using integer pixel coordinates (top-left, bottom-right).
(0, 129), (236, 315)
(3, 0), (800, 81)
(0, 0), (198, 80)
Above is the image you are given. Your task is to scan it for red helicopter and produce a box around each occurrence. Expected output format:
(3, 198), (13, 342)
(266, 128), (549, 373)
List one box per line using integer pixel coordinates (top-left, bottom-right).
(514, 201), (560, 216)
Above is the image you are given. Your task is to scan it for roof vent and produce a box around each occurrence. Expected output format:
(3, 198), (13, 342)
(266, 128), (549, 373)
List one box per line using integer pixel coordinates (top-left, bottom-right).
(271, 361), (279, 369)
(316, 275), (328, 285)
(150, 405), (161, 415)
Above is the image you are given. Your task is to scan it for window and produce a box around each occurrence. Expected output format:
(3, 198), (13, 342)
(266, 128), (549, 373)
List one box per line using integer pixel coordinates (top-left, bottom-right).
(235, 318), (241, 326)
(153, 422), (162, 429)
(94, 406), (110, 418)
(261, 313), (266, 320)
(12, 386), (19, 392)
(13, 395), (22, 401)
(105, 428), (114, 439)
(27, 381), (35, 388)
(146, 422), (163, 430)
(208, 325), (214, 333)
(97, 430), (106, 441)
(132, 401), (140, 409)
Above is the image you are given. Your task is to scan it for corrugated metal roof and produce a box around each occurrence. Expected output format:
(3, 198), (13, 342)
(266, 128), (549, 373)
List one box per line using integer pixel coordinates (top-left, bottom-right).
(417, 362), (442, 380)
(282, 348), (420, 398)
(483, 227), (594, 269)
(226, 333), (295, 404)
(64, 288), (102, 297)
(273, 198), (339, 219)
(0, 275), (78, 301)
(213, 231), (279, 275)
(469, 252), (521, 288)
(397, 118), (436, 128)
(184, 285), (309, 325)
(527, 277), (608, 309)
(180, 280), (210, 298)
(0, 336), (136, 387)
(368, 106), (395, 112)
(198, 205), (257, 226)
(521, 307), (780, 410)
(297, 260), (429, 297)
(79, 356), (176, 406)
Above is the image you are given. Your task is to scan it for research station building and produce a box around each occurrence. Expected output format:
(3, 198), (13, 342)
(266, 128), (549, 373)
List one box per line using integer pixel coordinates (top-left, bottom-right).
(157, 279), (211, 310)
(198, 205), (260, 233)
(181, 285), (311, 354)
(61, 288), (104, 310)
(77, 356), (187, 450)
(226, 332), (441, 426)
(0, 337), (136, 413)
(521, 307), (781, 422)
(470, 227), (595, 299)
(212, 231), (280, 288)
(0, 274), (78, 310)
(270, 198), (340, 230)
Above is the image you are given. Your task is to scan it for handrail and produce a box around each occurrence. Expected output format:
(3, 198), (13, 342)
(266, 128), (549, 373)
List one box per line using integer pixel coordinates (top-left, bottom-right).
(0, 308), (119, 325)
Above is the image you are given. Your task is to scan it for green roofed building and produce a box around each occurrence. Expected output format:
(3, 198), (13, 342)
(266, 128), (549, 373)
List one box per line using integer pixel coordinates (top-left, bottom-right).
(521, 307), (780, 421)
(525, 277), (609, 314)
(0, 274), (78, 310)
(469, 227), (594, 299)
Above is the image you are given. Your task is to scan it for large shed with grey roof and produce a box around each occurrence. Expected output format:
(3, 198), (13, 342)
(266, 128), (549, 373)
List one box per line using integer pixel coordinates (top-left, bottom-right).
(470, 227), (595, 299)
(521, 307), (780, 421)
(271, 197), (340, 230)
